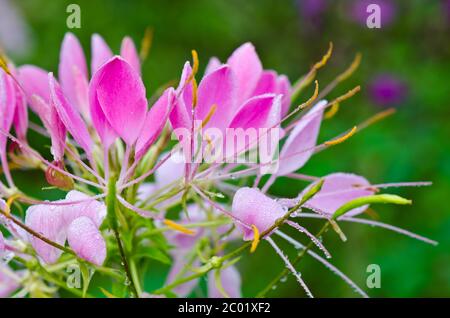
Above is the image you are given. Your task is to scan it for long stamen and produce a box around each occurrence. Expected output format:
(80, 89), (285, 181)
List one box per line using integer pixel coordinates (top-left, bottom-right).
(191, 183), (251, 230)
(296, 213), (438, 246)
(119, 149), (173, 190)
(275, 230), (368, 298)
(266, 237), (313, 298)
(116, 195), (162, 220)
(285, 220), (331, 259)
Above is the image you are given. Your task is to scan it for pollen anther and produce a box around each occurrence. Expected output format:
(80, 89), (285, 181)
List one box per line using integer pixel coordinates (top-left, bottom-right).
(250, 224), (260, 253)
(163, 219), (196, 235)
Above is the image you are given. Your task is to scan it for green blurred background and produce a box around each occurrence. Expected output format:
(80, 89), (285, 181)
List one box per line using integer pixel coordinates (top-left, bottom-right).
(2, 0), (449, 297)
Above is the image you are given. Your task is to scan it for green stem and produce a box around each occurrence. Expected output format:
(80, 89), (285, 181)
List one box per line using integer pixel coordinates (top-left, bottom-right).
(107, 174), (139, 297)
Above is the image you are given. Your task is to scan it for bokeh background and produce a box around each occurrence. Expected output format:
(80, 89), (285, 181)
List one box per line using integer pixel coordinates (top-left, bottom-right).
(1, 0), (449, 297)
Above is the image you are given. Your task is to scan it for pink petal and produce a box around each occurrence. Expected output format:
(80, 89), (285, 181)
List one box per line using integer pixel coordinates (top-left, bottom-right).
(94, 56), (147, 145)
(227, 94), (280, 156)
(135, 88), (175, 159)
(204, 57), (221, 76)
(232, 187), (285, 240)
(61, 190), (106, 228)
(120, 36), (141, 76)
(0, 265), (19, 297)
(304, 173), (375, 216)
(91, 34), (113, 74)
(277, 75), (291, 117)
(228, 94), (279, 130)
(89, 60), (118, 150)
(25, 204), (66, 264)
(58, 33), (89, 117)
(252, 70), (277, 96)
(0, 231), (4, 251)
(67, 216), (106, 266)
(17, 65), (50, 113)
(49, 73), (93, 155)
(227, 43), (263, 105)
(0, 70), (16, 149)
(30, 94), (66, 161)
(278, 100), (326, 176)
(208, 265), (241, 298)
(169, 62), (193, 132)
(12, 81), (28, 140)
(196, 65), (236, 132)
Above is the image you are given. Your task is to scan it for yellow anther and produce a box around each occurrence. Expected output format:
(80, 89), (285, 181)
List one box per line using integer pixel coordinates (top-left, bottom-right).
(336, 53), (362, 83)
(5, 193), (21, 218)
(192, 78), (198, 107)
(202, 104), (218, 128)
(298, 80), (319, 110)
(324, 102), (339, 119)
(313, 42), (333, 70)
(358, 108), (396, 131)
(325, 126), (357, 146)
(250, 224), (260, 253)
(330, 85), (361, 105)
(0, 54), (11, 75)
(163, 219), (196, 235)
(191, 49), (199, 77)
(139, 27), (153, 61)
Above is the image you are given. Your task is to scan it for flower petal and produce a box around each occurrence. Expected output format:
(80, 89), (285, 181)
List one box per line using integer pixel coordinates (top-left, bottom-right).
(252, 70), (277, 96)
(17, 65), (50, 112)
(227, 43), (263, 105)
(91, 34), (113, 74)
(31, 94), (66, 161)
(277, 75), (291, 117)
(0, 70), (16, 149)
(67, 216), (106, 266)
(61, 190), (106, 228)
(196, 65), (235, 132)
(304, 173), (375, 216)
(25, 204), (66, 264)
(49, 73), (93, 155)
(277, 100), (326, 176)
(94, 57), (147, 145)
(0, 265), (20, 297)
(120, 36), (141, 76)
(59, 33), (89, 118)
(135, 88), (175, 159)
(0, 231), (4, 252)
(232, 187), (285, 240)
(204, 57), (221, 76)
(170, 62), (193, 132)
(12, 81), (28, 140)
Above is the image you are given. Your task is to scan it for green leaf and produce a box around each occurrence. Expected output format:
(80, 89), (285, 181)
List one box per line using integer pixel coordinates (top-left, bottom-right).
(134, 246), (171, 265)
(79, 262), (92, 298)
(332, 194), (412, 220)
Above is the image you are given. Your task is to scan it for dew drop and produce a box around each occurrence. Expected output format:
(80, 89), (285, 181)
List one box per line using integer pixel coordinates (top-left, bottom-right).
(271, 285), (277, 290)
(280, 276), (288, 283)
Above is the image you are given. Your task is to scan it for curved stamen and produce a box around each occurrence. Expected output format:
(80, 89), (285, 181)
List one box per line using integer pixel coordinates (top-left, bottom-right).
(266, 237), (313, 298)
(296, 213), (438, 246)
(275, 230), (368, 298)
(285, 220), (331, 259)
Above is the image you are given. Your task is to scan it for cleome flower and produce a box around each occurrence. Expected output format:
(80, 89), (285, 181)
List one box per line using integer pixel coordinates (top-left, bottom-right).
(0, 32), (437, 298)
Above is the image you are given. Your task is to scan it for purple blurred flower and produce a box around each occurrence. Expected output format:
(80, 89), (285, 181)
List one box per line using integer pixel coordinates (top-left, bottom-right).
(349, 0), (397, 27)
(297, 0), (328, 28)
(368, 74), (408, 107)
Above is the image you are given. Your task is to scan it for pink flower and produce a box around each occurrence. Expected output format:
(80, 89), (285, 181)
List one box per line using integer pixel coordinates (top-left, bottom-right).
(25, 191), (107, 265)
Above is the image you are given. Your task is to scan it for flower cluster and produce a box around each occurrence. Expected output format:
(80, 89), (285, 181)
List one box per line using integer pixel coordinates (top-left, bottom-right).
(0, 32), (436, 298)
